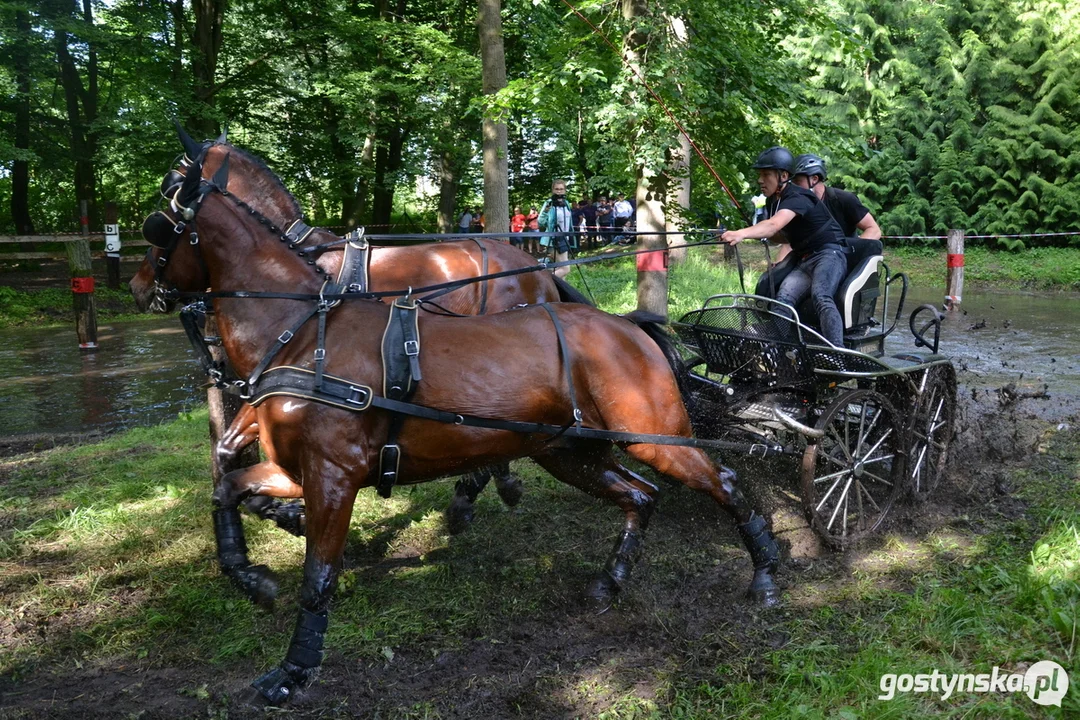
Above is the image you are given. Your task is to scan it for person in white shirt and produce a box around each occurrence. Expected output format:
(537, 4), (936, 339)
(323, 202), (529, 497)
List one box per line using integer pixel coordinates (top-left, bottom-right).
(612, 192), (634, 233)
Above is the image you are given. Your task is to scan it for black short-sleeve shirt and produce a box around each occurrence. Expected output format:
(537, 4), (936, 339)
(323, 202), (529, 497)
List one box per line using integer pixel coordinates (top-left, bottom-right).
(823, 186), (870, 238)
(767, 184), (845, 254)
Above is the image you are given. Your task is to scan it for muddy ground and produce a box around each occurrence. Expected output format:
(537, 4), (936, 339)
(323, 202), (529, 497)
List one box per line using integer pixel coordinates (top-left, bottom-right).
(0, 376), (1075, 719)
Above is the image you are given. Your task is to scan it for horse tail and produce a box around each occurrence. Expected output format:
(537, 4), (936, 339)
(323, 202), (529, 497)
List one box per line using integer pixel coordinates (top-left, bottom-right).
(623, 311), (694, 409)
(552, 275), (594, 306)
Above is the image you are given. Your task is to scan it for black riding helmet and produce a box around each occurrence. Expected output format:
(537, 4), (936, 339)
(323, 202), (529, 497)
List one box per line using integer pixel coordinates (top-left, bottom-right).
(793, 153), (827, 181)
(751, 146), (794, 174)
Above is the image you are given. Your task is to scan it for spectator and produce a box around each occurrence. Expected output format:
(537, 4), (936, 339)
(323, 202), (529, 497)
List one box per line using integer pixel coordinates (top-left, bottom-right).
(525, 206), (540, 254)
(579, 199), (598, 249)
(595, 195), (614, 244)
(510, 206), (526, 248)
(457, 207), (473, 234)
(539, 179), (574, 278)
(613, 192), (634, 233)
(474, 211), (485, 233)
(571, 201), (587, 250)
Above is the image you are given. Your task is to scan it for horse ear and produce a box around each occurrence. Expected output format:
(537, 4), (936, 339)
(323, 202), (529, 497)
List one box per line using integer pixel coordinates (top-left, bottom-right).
(173, 119), (202, 159)
(215, 122), (228, 144)
(211, 153), (230, 192)
(178, 155), (204, 206)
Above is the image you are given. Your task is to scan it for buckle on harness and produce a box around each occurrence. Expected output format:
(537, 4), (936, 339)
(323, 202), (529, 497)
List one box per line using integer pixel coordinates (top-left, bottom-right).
(313, 348), (326, 361)
(346, 386), (367, 405)
(404, 339), (419, 357)
(749, 443), (769, 458)
(278, 329), (294, 344)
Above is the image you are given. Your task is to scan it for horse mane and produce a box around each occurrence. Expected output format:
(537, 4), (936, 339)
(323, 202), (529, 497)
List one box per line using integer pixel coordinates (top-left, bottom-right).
(214, 142), (304, 219)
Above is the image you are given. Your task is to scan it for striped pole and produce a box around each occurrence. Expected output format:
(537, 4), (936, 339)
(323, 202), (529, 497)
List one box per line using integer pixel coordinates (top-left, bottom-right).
(945, 229), (964, 312)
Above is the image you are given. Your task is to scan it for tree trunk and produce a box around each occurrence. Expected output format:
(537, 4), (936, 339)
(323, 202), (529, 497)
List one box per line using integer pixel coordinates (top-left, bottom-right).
(478, 0), (509, 235)
(372, 126), (406, 228)
(171, 0), (185, 84)
(437, 150), (460, 233)
(622, 0), (668, 316)
(668, 132), (692, 264)
(12, 9), (35, 236)
(190, 0), (227, 138)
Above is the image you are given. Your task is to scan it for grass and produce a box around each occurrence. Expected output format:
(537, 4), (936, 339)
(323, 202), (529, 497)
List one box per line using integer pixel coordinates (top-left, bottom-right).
(1, 410), (1077, 717)
(887, 245), (1080, 292)
(0, 284), (148, 328)
(565, 246), (755, 317)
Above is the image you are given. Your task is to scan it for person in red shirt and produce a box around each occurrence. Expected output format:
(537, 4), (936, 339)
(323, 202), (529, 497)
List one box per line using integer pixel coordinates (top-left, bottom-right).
(524, 206), (540, 254)
(510, 206), (526, 247)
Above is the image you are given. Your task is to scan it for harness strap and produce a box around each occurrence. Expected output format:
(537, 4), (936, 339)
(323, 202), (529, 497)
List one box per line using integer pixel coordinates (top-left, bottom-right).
(540, 303), (582, 427)
(245, 305), (322, 395)
(285, 219), (316, 247)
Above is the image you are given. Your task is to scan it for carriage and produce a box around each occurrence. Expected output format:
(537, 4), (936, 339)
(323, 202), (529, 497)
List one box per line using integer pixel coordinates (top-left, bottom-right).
(671, 242), (958, 548)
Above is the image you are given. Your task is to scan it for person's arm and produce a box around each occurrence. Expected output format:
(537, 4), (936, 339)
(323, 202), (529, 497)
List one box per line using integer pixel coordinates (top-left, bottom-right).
(720, 209), (795, 244)
(856, 211), (882, 240)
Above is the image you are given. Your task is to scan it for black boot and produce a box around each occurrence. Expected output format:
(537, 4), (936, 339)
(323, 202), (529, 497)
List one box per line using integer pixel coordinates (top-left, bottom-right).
(738, 513), (781, 606)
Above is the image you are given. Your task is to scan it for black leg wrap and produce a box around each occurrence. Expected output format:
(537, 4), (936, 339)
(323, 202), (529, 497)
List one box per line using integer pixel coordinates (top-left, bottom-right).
(455, 469), (490, 504)
(602, 529), (643, 587)
(250, 609), (328, 705)
(737, 512), (781, 607)
(285, 608), (329, 670)
(212, 508), (249, 571)
(585, 530), (642, 611)
(241, 497), (307, 537)
(271, 501), (306, 537)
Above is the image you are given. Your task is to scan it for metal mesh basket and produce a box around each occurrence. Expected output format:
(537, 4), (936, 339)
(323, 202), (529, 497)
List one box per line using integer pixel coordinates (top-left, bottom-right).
(675, 300), (810, 384)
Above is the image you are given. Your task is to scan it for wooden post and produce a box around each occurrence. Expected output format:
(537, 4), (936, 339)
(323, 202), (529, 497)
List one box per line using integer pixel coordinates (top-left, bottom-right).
(104, 202), (121, 289)
(635, 184), (669, 320)
(69, 199), (98, 349)
(945, 229), (964, 311)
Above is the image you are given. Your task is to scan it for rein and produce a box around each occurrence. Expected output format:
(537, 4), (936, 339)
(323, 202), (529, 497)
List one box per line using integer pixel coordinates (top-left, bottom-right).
(165, 237), (728, 305)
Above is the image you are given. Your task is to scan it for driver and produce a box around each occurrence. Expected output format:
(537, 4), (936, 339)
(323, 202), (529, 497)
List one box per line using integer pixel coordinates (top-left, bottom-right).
(720, 146), (847, 346)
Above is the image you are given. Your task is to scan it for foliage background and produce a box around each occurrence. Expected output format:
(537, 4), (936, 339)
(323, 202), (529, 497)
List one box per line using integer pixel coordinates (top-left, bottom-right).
(1, 0), (1079, 245)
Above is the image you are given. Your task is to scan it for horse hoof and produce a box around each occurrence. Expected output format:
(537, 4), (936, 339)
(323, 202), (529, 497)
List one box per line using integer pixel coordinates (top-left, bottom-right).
(273, 502), (306, 537)
(232, 565), (279, 610)
(495, 477), (524, 507)
(249, 666), (295, 706)
(748, 571), (781, 608)
(584, 572), (619, 614)
(445, 496), (475, 535)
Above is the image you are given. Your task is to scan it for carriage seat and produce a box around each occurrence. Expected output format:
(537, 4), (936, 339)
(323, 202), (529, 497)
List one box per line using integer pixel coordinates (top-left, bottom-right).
(754, 237), (884, 332)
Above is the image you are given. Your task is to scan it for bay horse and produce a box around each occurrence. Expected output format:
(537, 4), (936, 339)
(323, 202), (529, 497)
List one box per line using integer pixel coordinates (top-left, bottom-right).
(147, 154), (780, 705)
(129, 127), (576, 537)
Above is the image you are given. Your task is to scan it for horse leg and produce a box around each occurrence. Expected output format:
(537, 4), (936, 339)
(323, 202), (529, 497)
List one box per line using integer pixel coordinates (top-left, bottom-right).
(446, 468), (490, 535)
(211, 461), (303, 608)
(250, 462), (359, 705)
(445, 462), (524, 535)
(492, 462), (524, 506)
(624, 444), (781, 606)
(533, 447), (655, 612)
(217, 403), (307, 535)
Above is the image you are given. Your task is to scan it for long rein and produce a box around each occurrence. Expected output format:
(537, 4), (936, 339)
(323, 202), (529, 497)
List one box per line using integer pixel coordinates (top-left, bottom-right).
(169, 192), (790, 457)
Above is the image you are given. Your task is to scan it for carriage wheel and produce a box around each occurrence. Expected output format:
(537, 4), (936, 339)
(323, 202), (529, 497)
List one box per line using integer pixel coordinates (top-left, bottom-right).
(800, 389), (904, 549)
(907, 364), (957, 500)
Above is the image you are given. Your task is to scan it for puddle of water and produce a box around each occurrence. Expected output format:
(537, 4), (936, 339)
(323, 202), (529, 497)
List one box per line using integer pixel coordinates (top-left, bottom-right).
(0, 287), (1076, 441)
(0, 320), (203, 438)
(888, 285), (1080, 396)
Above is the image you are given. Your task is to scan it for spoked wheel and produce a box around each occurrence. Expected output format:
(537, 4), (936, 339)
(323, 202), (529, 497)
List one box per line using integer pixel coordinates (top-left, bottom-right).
(801, 389), (905, 549)
(907, 364), (957, 499)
